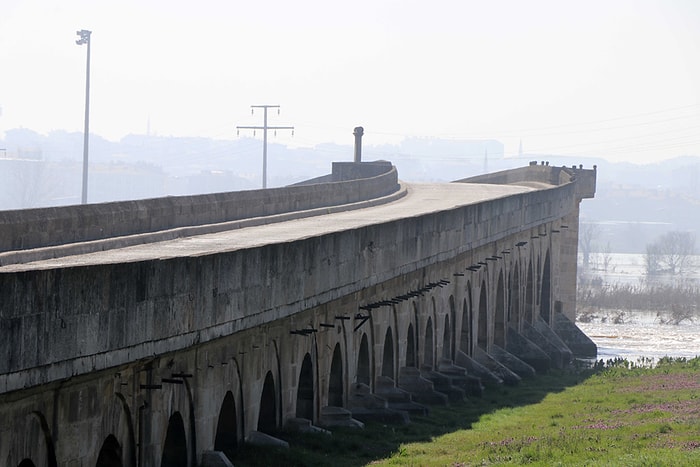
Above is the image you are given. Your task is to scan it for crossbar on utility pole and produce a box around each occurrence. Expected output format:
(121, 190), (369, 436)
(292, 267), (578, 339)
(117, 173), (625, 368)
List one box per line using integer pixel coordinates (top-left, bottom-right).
(237, 105), (294, 189)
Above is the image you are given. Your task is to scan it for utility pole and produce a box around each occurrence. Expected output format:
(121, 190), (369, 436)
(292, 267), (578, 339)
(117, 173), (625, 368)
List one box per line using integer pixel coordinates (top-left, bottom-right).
(236, 105), (294, 189)
(76, 29), (91, 204)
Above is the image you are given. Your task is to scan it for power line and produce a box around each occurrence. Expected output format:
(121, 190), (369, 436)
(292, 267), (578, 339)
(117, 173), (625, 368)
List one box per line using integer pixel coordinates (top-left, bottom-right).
(236, 105), (294, 189)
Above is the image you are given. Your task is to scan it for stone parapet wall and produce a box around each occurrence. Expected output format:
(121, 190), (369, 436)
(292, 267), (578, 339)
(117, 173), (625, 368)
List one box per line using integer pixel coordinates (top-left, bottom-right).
(0, 162), (399, 252)
(457, 163), (596, 200)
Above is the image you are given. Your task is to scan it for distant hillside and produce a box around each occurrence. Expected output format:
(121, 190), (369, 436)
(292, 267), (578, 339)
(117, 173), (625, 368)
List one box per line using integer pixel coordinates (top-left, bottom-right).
(577, 157), (700, 253)
(1, 128), (698, 255)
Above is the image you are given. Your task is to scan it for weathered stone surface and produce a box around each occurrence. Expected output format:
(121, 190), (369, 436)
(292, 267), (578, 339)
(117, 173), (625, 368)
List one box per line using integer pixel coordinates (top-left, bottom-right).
(0, 163), (597, 466)
(319, 406), (364, 429)
(455, 350), (503, 387)
(246, 431), (290, 448)
(201, 451), (235, 467)
(524, 319), (572, 368)
(552, 312), (598, 358)
(490, 345), (537, 379)
(506, 326), (552, 373)
(474, 347), (522, 386)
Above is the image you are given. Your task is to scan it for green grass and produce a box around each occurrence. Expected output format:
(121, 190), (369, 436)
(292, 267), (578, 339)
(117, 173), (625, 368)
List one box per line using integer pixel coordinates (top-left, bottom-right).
(229, 357), (700, 466)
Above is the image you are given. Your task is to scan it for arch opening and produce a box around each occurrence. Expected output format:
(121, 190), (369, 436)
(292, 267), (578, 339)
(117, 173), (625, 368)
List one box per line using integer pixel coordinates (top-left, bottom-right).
(160, 412), (187, 467)
(96, 434), (122, 467)
(406, 323), (416, 367)
(423, 317), (434, 369)
(460, 287), (472, 355)
(215, 391), (238, 456)
(381, 327), (395, 378)
(494, 272), (506, 347)
(296, 354), (314, 420)
(525, 261), (534, 324)
(258, 371), (277, 434)
(442, 314), (452, 361)
(478, 284), (488, 350)
(328, 344), (344, 407)
(356, 334), (370, 386)
(540, 251), (552, 323)
(509, 263), (521, 328)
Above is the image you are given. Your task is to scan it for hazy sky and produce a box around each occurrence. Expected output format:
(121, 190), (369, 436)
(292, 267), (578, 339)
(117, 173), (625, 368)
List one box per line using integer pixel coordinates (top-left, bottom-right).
(1, 0), (699, 163)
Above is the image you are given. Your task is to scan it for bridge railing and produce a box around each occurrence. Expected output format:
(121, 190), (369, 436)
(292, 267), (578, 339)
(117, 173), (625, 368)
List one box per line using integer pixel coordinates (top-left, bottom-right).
(0, 161), (399, 253)
(455, 162), (596, 199)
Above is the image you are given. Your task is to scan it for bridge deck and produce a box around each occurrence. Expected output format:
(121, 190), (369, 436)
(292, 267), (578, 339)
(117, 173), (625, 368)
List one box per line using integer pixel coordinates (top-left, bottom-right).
(0, 182), (539, 273)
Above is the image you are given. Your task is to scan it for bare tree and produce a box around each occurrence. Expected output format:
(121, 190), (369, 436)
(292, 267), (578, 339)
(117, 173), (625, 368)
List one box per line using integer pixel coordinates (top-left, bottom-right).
(5, 155), (62, 209)
(645, 242), (662, 276)
(601, 241), (613, 273)
(645, 231), (696, 276)
(579, 222), (598, 271)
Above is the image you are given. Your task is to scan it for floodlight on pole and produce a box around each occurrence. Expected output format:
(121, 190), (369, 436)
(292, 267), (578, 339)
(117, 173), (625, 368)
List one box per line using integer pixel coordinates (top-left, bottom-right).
(76, 29), (91, 204)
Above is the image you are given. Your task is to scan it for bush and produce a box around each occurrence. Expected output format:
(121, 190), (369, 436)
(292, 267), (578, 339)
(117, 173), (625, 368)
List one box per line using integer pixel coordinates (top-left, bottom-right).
(577, 281), (700, 320)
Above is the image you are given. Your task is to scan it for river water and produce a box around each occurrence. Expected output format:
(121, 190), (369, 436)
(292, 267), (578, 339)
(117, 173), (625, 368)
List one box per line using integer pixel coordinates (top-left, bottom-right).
(577, 253), (700, 363)
(577, 311), (700, 363)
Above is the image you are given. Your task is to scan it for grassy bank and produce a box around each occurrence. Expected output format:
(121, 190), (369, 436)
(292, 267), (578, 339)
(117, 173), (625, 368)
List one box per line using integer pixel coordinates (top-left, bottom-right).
(229, 358), (700, 466)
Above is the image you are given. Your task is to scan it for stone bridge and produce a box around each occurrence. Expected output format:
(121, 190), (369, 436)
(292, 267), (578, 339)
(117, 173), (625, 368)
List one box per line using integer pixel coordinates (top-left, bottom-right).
(0, 160), (596, 466)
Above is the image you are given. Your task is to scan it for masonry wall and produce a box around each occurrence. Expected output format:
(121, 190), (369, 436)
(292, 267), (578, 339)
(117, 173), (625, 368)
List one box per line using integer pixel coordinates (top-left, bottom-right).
(0, 224), (561, 467)
(0, 162), (399, 252)
(0, 182), (577, 394)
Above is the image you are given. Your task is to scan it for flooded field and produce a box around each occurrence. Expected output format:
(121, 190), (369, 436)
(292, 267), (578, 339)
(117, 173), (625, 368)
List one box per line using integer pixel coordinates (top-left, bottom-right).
(577, 309), (700, 362)
(580, 253), (700, 286)
(577, 252), (700, 362)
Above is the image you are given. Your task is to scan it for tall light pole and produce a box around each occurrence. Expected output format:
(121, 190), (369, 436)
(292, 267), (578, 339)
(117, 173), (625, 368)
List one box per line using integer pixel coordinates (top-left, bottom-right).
(76, 29), (91, 204)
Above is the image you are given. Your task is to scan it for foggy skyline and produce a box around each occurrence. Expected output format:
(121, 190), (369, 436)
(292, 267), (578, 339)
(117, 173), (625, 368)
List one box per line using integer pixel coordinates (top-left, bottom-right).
(1, 0), (699, 164)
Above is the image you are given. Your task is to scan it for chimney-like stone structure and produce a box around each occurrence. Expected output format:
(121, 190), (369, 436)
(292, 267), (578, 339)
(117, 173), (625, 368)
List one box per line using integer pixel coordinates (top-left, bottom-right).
(353, 126), (364, 163)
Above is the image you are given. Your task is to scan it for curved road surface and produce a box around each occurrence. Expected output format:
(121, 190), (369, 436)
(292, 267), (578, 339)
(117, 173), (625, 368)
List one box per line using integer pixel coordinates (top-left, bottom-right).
(0, 182), (538, 273)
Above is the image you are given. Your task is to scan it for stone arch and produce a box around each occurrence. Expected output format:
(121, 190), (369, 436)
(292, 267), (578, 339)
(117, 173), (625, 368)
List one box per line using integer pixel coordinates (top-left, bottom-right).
(412, 302), (420, 362)
(161, 362), (197, 467)
(423, 316), (434, 369)
(442, 313), (452, 361)
(509, 261), (521, 328)
(258, 371), (277, 434)
(525, 260), (535, 323)
(381, 327), (395, 379)
(96, 434), (122, 467)
(99, 393), (136, 467)
(17, 460), (37, 467)
(536, 255), (542, 315)
(230, 357), (246, 440)
(182, 378), (197, 465)
(460, 285), (473, 355)
(540, 250), (552, 323)
(161, 412), (187, 467)
(328, 343), (344, 407)
(296, 353), (314, 420)
(406, 322), (416, 367)
(447, 295), (457, 360)
(477, 282), (488, 349)
(214, 391), (238, 456)
(494, 271), (506, 347)
(14, 411), (58, 467)
(356, 333), (371, 386)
